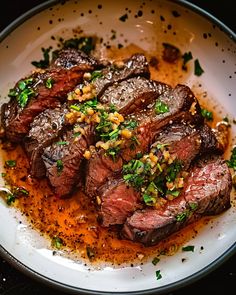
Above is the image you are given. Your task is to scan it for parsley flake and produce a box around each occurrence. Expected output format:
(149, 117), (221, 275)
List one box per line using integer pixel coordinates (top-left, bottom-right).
(155, 270), (162, 280)
(51, 236), (63, 249)
(5, 160), (16, 167)
(226, 147), (236, 171)
(152, 257), (160, 265)
(56, 160), (63, 173)
(201, 108), (213, 121)
(155, 100), (169, 114)
(194, 59), (204, 76)
(6, 194), (16, 206)
(45, 77), (54, 89)
(31, 47), (51, 69)
(182, 51), (193, 70)
(8, 78), (36, 108)
(91, 70), (103, 81)
(182, 245), (195, 252)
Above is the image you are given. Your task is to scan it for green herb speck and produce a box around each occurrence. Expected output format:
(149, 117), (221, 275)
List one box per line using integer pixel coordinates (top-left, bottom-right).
(194, 59), (204, 76)
(155, 100), (169, 114)
(51, 236), (63, 249)
(5, 160), (16, 167)
(152, 257), (160, 265)
(156, 270), (162, 280)
(56, 160), (63, 173)
(201, 108), (213, 121)
(45, 77), (54, 89)
(182, 245), (195, 252)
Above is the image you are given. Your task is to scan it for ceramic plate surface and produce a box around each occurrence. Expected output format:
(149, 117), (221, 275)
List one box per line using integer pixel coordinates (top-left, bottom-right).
(0, 0), (235, 294)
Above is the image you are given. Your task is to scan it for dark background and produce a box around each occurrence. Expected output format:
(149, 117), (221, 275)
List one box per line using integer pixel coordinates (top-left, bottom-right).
(0, 1), (235, 294)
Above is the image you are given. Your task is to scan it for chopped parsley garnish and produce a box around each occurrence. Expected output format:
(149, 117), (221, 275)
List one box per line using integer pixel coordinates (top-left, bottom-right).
(155, 270), (162, 280)
(6, 194), (16, 206)
(182, 245), (195, 252)
(70, 104), (81, 112)
(155, 100), (169, 114)
(109, 104), (117, 113)
(106, 146), (120, 161)
(45, 77), (54, 89)
(189, 202), (198, 211)
(15, 187), (29, 197)
(182, 51), (193, 70)
(5, 160), (16, 167)
(143, 182), (159, 206)
(1, 173), (6, 178)
(31, 47), (51, 69)
(223, 116), (229, 123)
(201, 108), (213, 121)
(91, 70), (103, 82)
(176, 210), (189, 222)
(165, 160), (182, 182)
(56, 141), (69, 145)
(8, 78), (36, 108)
(226, 147), (236, 171)
(109, 128), (120, 140)
(166, 190), (180, 197)
(122, 120), (138, 129)
(123, 160), (151, 188)
(194, 59), (204, 76)
(71, 98), (99, 114)
(152, 257), (160, 266)
(56, 160), (63, 173)
(51, 236), (63, 249)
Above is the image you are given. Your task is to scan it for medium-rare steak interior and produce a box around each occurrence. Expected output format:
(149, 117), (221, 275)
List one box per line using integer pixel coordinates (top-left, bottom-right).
(0, 44), (232, 251)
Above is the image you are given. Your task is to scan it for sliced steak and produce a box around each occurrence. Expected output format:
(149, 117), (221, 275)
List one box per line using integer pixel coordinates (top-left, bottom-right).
(121, 156), (232, 246)
(92, 53), (150, 97)
(99, 77), (170, 115)
(153, 123), (222, 168)
(1, 49), (97, 142)
(85, 84), (203, 198)
(42, 125), (94, 197)
(43, 79), (171, 196)
(97, 122), (218, 227)
(24, 105), (68, 178)
(98, 178), (141, 227)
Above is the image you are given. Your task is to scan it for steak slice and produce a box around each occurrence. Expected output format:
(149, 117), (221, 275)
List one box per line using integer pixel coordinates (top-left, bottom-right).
(51, 48), (99, 70)
(121, 156), (232, 246)
(92, 53), (150, 97)
(99, 77), (170, 115)
(42, 124), (94, 197)
(43, 79), (171, 197)
(98, 178), (141, 227)
(85, 84), (203, 198)
(97, 122), (219, 227)
(24, 105), (68, 178)
(1, 49), (98, 142)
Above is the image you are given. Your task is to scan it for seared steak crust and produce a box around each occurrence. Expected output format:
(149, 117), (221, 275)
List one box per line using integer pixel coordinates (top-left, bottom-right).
(24, 105), (68, 178)
(1, 49), (97, 142)
(42, 125), (94, 197)
(93, 53), (150, 97)
(96, 121), (219, 228)
(99, 77), (171, 115)
(121, 156), (232, 246)
(85, 84), (203, 198)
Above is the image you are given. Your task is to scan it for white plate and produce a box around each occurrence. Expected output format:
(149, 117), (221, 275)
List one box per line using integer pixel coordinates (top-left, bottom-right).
(0, 0), (235, 294)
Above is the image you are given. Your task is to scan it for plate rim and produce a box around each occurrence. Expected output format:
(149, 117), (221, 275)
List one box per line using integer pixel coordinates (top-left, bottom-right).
(0, 0), (236, 294)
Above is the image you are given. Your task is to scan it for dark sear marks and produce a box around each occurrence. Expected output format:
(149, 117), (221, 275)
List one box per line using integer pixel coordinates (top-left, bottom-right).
(0, 43), (232, 251)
